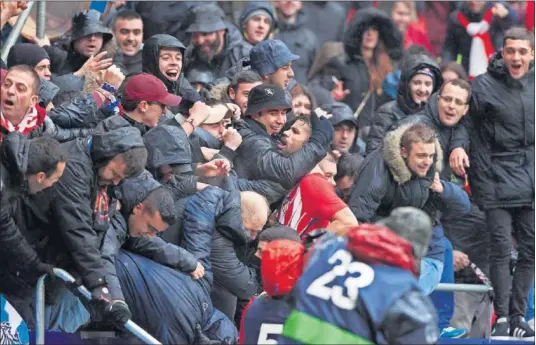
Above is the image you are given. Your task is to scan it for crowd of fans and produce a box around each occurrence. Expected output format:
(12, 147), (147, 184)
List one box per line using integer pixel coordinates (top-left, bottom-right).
(0, 1), (534, 344)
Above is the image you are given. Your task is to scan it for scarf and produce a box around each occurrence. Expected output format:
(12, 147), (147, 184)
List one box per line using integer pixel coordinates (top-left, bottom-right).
(457, 8), (495, 79)
(0, 105), (46, 143)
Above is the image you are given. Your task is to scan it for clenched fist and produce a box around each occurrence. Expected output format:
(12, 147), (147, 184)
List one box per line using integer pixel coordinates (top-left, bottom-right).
(223, 127), (242, 150)
(190, 262), (205, 280)
(103, 65), (125, 89)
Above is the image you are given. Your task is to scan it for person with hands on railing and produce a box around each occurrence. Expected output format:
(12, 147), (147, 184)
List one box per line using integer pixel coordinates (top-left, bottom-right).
(99, 171), (205, 332)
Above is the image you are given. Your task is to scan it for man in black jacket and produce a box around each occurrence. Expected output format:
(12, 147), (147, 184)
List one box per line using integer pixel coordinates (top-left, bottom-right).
(274, 1), (319, 84)
(142, 34), (201, 113)
(100, 171), (207, 339)
(184, 7), (252, 80)
(234, 84), (333, 190)
(45, 9), (114, 76)
(45, 118), (147, 325)
(348, 122), (470, 301)
(112, 10), (144, 75)
(457, 28), (535, 338)
(0, 134), (66, 324)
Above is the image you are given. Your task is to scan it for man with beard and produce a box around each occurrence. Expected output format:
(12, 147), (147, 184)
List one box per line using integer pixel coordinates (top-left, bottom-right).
(366, 54), (442, 154)
(233, 84), (333, 189)
(112, 10), (144, 75)
(275, 118), (358, 239)
(455, 27), (535, 338)
(184, 7), (252, 79)
(44, 119), (148, 330)
(250, 40), (300, 89)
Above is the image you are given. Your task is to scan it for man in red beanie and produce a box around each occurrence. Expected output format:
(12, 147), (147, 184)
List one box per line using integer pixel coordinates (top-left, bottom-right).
(239, 239), (305, 344)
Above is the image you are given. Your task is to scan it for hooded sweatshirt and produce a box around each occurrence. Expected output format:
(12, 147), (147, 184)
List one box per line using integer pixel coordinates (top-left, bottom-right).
(366, 54), (442, 154)
(47, 116), (146, 288)
(143, 34), (200, 113)
(239, 2), (276, 45)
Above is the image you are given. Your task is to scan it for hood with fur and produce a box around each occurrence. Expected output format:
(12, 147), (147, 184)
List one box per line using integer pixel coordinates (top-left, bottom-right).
(382, 122), (443, 184)
(343, 7), (403, 61)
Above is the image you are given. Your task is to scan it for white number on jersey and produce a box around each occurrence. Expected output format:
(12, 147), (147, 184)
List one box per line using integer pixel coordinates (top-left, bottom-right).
(306, 249), (374, 310)
(257, 323), (283, 345)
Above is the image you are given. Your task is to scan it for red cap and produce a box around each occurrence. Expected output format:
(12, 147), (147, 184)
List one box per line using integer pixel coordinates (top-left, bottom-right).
(124, 73), (182, 106)
(261, 240), (305, 297)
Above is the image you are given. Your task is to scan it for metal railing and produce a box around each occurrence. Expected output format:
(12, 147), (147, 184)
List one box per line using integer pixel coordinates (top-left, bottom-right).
(35, 268), (162, 345)
(435, 283), (491, 293)
(0, 1), (35, 62)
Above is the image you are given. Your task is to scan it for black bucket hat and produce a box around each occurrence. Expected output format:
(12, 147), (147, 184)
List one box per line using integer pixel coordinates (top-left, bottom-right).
(70, 9), (113, 45)
(245, 84), (292, 116)
(186, 9), (227, 33)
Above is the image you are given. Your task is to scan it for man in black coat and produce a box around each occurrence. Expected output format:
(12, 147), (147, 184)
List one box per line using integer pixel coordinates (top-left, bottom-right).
(142, 34), (201, 113)
(100, 171), (216, 342)
(273, 1), (319, 84)
(454, 28), (535, 338)
(348, 122), (470, 299)
(112, 10), (144, 76)
(0, 134), (66, 325)
(44, 9), (114, 76)
(366, 54), (443, 154)
(234, 84), (333, 190)
(45, 117), (147, 326)
(183, 7), (252, 80)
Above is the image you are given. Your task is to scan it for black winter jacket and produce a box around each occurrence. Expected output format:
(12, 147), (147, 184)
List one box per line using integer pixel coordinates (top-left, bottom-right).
(0, 133), (43, 276)
(467, 52), (534, 210)
(301, 1), (346, 45)
(101, 171), (198, 300)
(113, 49), (143, 76)
(47, 119), (145, 289)
(366, 54), (442, 154)
(274, 12), (319, 84)
(234, 118), (326, 190)
(349, 122), (470, 223)
(142, 34), (200, 113)
(341, 8), (403, 129)
(184, 29), (251, 80)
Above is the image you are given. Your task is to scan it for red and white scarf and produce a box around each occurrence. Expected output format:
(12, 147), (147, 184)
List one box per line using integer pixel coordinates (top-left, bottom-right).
(457, 8), (495, 79)
(0, 105), (46, 143)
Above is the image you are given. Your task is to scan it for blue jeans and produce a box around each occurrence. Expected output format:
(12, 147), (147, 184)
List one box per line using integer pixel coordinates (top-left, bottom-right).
(431, 238), (455, 330)
(419, 257), (444, 296)
(527, 280), (535, 321)
(45, 286), (90, 333)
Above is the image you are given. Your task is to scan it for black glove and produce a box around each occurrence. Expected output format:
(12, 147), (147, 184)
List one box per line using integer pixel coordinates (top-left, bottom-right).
(108, 300), (132, 328)
(309, 112), (334, 147)
(36, 262), (55, 276)
(88, 284), (112, 322)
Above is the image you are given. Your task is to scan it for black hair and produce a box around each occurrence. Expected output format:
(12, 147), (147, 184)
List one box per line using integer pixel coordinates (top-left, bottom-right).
(112, 9), (142, 30)
(229, 70), (261, 92)
(143, 186), (177, 225)
(27, 136), (65, 177)
(503, 27), (535, 49)
(52, 90), (84, 108)
(122, 99), (141, 112)
(121, 147), (148, 178)
(335, 152), (364, 182)
(6, 65), (40, 95)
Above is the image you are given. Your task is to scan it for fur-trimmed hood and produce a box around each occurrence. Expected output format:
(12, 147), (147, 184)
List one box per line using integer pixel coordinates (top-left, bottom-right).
(382, 122), (443, 184)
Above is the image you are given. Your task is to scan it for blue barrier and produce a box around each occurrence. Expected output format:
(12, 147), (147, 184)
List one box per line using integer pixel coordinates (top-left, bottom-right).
(439, 338), (534, 344)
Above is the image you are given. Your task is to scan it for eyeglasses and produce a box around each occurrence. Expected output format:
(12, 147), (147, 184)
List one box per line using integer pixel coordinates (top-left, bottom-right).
(439, 95), (467, 107)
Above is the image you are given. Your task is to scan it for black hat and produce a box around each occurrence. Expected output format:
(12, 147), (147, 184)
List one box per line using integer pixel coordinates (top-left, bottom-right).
(143, 125), (192, 172)
(7, 43), (50, 68)
(71, 9), (113, 44)
(245, 84), (292, 116)
(321, 102), (358, 129)
(186, 8), (227, 33)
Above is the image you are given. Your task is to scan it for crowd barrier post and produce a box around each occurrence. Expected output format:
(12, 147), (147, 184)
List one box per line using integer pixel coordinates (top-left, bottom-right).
(0, 1), (35, 62)
(34, 268), (163, 345)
